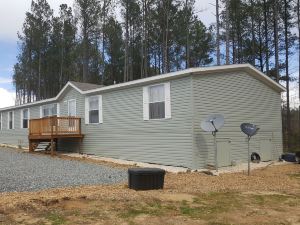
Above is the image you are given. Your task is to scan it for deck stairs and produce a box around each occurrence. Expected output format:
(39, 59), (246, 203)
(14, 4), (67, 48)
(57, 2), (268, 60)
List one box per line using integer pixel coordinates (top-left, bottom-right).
(35, 142), (51, 152)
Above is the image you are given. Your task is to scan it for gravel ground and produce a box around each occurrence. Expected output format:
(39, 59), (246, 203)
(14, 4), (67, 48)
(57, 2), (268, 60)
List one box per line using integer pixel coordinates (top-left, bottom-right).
(0, 148), (127, 192)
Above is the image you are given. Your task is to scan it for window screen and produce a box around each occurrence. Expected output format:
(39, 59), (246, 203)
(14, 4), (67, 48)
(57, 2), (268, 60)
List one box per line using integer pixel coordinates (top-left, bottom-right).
(89, 96), (99, 124)
(23, 109), (29, 128)
(149, 85), (165, 119)
(8, 111), (13, 129)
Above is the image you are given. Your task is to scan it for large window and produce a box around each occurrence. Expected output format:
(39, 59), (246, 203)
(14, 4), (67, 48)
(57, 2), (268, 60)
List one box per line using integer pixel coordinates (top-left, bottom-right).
(88, 96), (99, 124)
(8, 111), (13, 129)
(85, 95), (102, 124)
(22, 109), (29, 129)
(149, 84), (165, 119)
(41, 104), (57, 117)
(143, 82), (171, 121)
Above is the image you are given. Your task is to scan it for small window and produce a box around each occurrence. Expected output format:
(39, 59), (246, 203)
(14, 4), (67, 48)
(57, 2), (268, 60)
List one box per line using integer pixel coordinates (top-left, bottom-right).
(8, 111), (13, 129)
(88, 96), (99, 124)
(22, 109), (29, 129)
(149, 84), (165, 119)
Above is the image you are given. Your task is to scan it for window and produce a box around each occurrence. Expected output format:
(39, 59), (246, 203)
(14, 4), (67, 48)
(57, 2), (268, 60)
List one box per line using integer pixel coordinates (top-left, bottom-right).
(22, 109), (29, 129)
(68, 100), (76, 116)
(0, 113), (2, 130)
(143, 82), (171, 120)
(41, 104), (58, 118)
(85, 95), (103, 124)
(149, 84), (165, 119)
(89, 96), (99, 123)
(8, 111), (13, 129)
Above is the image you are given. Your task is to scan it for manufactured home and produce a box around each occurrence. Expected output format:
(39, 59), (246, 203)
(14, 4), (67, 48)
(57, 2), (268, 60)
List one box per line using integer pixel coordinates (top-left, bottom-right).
(0, 64), (285, 169)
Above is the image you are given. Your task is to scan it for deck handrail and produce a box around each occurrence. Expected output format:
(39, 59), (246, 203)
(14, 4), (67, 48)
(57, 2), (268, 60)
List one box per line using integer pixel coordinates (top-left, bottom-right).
(29, 116), (82, 136)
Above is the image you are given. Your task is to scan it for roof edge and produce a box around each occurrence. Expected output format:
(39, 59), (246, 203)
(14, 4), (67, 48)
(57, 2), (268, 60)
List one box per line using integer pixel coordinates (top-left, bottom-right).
(0, 64), (286, 111)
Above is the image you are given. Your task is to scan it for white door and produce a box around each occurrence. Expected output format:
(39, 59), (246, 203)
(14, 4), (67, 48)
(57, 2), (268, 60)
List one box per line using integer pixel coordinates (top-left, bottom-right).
(217, 139), (232, 167)
(259, 139), (273, 161)
(68, 100), (76, 116)
(67, 100), (76, 130)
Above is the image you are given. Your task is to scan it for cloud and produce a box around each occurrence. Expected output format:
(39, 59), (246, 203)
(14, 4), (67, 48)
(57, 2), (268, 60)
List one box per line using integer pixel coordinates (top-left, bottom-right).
(0, 67), (13, 73)
(0, 88), (15, 108)
(0, 77), (12, 84)
(0, 0), (74, 41)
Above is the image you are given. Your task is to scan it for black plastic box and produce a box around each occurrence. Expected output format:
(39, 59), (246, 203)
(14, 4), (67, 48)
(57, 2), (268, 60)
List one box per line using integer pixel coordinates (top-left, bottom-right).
(128, 168), (166, 190)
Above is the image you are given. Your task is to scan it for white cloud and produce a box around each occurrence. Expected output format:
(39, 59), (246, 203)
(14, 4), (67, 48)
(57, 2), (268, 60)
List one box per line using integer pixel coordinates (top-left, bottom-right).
(0, 0), (74, 41)
(0, 77), (12, 84)
(0, 88), (15, 108)
(195, 0), (215, 27)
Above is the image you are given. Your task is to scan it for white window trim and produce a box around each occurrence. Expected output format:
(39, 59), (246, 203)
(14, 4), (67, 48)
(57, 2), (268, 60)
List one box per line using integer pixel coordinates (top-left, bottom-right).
(85, 95), (103, 124)
(7, 111), (14, 130)
(67, 99), (77, 116)
(143, 82), (171, 121)
(21, 108), (30, 129)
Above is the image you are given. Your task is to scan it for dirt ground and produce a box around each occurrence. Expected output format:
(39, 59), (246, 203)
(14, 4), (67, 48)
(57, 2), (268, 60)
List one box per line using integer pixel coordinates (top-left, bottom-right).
(0, 158), (299, 225)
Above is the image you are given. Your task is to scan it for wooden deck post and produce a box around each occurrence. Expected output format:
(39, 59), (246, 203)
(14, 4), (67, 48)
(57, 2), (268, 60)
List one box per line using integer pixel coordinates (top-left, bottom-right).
(51, 138), (54, 156)
(29, 140), (34, 152)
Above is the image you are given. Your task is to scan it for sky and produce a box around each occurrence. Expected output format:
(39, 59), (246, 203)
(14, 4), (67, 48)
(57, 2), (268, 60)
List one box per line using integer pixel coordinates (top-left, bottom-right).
(0, 0), (216, 108)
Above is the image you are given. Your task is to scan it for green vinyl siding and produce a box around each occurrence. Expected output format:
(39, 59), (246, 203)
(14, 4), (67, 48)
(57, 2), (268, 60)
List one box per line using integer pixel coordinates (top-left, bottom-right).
(0, 69), (283, 169)
(192, 71), (283, 169)
(0, 104), (49, 148)
(58, 77), (194, 168)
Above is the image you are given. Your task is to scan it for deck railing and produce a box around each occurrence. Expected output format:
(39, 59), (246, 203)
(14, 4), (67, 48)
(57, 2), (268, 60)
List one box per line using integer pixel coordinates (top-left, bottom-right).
(29, 116), (81, 136)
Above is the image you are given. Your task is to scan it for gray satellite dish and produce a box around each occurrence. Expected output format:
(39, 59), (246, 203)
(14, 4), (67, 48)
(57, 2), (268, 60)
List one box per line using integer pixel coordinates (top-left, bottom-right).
(241, 123), (259, 137)
(200, 114), (225, 172)
(201, 114), (224, 133)
(240, 123), (260, 176)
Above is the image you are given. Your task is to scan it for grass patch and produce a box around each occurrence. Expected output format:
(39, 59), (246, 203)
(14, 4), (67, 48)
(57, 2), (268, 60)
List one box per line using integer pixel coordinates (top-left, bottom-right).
(178, 192), (244, 220)
(288, 173), (300, 179)
(251, 194), (291, 206)
(119, 200), (165, 218)
(46, 212), (66, 225)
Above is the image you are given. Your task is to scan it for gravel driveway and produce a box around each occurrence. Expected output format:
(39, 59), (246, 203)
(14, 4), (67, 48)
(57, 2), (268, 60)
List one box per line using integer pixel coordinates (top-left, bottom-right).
(0, 148), (127, 192)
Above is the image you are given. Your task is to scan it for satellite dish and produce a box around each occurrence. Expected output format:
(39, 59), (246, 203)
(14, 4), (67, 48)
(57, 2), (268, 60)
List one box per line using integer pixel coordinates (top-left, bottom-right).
(201, 114), (224, 133)
(240, 123), (260, 176)
(200, 114), (225, 172)
(240, 123), (259, 137)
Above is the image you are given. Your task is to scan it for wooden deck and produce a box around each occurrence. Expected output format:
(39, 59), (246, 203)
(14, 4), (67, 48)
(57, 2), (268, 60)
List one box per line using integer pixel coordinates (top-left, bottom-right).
(29, 116), (84, 155)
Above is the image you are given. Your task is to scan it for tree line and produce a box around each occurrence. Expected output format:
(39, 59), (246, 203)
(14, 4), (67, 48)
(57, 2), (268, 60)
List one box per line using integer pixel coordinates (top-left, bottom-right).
(13, 0), (213, 103)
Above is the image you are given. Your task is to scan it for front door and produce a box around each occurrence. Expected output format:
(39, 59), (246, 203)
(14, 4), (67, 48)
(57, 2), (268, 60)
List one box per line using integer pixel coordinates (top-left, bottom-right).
(68, 99), (76, 116)
(68, 100), (76, 130)
(217, 139), (231, 167)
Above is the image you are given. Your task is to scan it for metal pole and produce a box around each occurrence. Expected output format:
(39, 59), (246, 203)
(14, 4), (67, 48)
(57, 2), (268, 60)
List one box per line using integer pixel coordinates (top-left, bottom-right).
(248, 136), (250, 176)
(214, 133), (218, 172)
